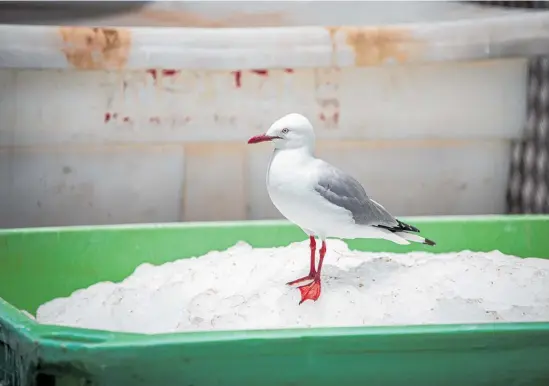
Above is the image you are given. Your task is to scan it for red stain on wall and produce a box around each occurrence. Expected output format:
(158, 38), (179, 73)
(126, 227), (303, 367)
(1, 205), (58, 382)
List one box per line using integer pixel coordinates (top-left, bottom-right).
(319, 110), (340, 126)
(284, 68), (294, 73)
(251, 69), (268, 76)
(232, 71), (242, 88)
(146, 69), (179, 83)
(105, 112), (132, 124)
(146, 69), (158, 81)
(315, 68), (341, 130)
(232, 69), (271, 87)
(162, 69), (178, 77)
(104, 114), (191, 125)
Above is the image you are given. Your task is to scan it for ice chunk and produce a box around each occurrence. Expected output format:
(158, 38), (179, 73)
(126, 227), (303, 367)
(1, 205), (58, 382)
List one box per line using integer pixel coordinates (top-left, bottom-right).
(35, 240), (549, 334)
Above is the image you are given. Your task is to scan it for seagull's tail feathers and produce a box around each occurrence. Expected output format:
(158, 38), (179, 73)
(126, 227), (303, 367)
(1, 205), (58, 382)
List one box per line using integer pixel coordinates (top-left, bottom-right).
(375, 219), (436, 247)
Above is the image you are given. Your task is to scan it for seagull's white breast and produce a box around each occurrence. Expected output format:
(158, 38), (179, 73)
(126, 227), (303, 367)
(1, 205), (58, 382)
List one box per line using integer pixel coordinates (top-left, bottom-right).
(266, 149), (353, 238)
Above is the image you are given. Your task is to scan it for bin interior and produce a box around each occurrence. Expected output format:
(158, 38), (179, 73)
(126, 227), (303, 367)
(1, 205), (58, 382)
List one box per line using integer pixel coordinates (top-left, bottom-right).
(1, 215), (548, 317)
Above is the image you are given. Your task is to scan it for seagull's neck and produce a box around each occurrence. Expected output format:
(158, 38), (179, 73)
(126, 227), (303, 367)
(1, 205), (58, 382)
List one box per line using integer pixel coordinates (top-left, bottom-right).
(275, 145), (314, 159)
(268, 146), (315, 175)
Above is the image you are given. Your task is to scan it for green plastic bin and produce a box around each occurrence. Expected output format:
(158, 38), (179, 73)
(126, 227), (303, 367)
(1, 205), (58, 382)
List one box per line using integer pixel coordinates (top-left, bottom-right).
(1, 215), (549, 386)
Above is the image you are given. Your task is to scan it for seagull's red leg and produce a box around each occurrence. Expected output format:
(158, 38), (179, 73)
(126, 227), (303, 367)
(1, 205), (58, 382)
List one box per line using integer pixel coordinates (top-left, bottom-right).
(286, 236), (316, 285)
(297, 240), (326, 304)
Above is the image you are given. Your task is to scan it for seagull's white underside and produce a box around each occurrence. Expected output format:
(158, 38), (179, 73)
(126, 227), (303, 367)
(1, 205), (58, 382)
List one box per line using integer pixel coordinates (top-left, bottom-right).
(267, 147), (409, 244)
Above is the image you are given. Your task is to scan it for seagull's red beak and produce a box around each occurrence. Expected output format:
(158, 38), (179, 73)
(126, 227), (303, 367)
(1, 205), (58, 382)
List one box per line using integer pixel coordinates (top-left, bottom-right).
(247, 134), (278, 144)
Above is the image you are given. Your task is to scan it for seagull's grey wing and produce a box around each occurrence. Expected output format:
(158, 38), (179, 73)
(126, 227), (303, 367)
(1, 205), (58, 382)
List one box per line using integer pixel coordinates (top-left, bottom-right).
(314, 162), (399, 228)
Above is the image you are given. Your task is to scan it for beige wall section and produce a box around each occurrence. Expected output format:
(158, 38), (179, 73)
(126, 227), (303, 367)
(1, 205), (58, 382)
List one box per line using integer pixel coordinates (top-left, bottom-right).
(0, 139), (512, 227)
(0, 146), (185, 227)
(182, 143), (247, 221)
(0, 61), (526, 147)
(0, 58), (526, 227)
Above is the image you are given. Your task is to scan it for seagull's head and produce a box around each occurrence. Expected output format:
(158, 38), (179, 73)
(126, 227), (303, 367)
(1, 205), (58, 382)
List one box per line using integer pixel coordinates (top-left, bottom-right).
(247, 113), (316, 151)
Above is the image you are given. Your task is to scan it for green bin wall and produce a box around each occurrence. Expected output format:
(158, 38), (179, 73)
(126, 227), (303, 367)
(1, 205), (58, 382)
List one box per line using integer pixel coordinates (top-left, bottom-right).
(1, 215), (549, 386)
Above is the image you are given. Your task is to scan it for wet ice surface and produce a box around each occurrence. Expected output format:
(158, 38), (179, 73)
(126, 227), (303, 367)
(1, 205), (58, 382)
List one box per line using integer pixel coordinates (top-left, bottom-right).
(36, 240), (549, 334)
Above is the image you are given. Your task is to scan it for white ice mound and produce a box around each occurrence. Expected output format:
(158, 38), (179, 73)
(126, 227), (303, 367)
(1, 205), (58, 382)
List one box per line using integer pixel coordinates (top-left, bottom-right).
(36, 240), (549, 333)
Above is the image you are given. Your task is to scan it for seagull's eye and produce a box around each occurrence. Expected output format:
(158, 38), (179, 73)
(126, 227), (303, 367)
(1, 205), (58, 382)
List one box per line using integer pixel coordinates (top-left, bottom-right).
(281, 128), (289, 134)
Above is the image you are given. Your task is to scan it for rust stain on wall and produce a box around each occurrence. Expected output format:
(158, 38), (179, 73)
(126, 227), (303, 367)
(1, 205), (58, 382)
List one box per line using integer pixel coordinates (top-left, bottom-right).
(327, 26), (423, 67)
(59, 27), (132, 70)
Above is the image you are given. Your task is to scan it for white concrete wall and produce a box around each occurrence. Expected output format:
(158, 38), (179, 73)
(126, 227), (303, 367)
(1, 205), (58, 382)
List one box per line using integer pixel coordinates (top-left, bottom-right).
(0, 59), (527, 227)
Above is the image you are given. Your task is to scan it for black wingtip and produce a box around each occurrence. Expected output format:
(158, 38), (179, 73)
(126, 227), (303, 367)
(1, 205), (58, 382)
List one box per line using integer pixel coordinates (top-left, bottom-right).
(396, 219), (420, 233)
(423, 238), (436, 246)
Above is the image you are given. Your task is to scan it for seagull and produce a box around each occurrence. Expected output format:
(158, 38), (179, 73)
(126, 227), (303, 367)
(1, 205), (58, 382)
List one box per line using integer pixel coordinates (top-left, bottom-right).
(247, 113), (436, 305)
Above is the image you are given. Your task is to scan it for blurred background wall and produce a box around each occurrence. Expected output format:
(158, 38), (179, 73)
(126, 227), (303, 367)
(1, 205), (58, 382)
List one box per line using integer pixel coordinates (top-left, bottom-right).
(0, 1), (548, 228)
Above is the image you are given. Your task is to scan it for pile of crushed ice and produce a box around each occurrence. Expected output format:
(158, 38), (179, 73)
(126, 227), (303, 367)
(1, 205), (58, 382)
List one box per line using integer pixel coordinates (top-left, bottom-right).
(36, 240), (549, 334)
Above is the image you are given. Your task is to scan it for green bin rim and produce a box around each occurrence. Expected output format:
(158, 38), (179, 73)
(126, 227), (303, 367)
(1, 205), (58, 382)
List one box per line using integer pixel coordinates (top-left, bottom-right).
(0, 213), (545, 234)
